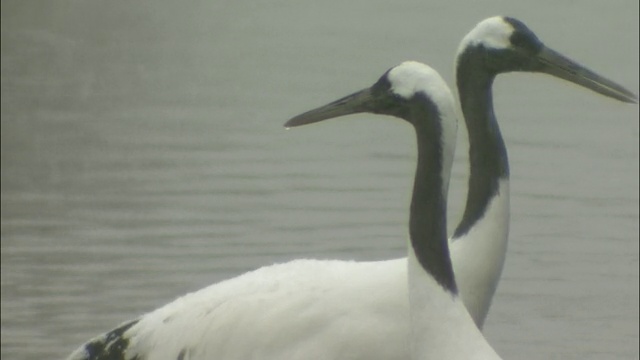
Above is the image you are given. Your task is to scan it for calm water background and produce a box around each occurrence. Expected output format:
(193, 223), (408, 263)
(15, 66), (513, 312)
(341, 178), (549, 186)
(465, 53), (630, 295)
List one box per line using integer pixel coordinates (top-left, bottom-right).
(1, 1), (638, 359)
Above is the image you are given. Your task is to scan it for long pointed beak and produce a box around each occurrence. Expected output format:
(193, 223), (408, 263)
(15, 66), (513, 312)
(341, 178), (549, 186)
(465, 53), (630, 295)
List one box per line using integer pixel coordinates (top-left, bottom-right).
(537, 46), (637, 103)
(285, 87), (375, 128)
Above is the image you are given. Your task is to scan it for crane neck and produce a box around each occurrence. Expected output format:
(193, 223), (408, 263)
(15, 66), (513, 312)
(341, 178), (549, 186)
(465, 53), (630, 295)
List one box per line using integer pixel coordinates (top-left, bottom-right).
(408, 99), (457, 294)
(453, 52), (510, 239)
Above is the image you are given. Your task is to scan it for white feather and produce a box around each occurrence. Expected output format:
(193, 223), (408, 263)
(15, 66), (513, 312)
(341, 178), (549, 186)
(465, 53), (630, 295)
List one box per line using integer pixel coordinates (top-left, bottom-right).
(457, 16), (515, 53)
(451, 180), (510, 324)
(68, 56), (504, 360)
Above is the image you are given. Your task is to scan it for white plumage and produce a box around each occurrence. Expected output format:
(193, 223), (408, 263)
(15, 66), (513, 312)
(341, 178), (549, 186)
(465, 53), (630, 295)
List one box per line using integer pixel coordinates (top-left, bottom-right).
(72, 259), (409, 359)
(69, 61), (503, 359)
(67, 16), (636, 360)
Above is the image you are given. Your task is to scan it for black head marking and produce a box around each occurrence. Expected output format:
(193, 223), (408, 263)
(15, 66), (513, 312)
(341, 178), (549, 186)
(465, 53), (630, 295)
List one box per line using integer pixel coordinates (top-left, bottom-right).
(457, 17), (546, 75)
(366, 68), (413, 120)
(367, 67), (445, 127)
(503, 17), (544, 55)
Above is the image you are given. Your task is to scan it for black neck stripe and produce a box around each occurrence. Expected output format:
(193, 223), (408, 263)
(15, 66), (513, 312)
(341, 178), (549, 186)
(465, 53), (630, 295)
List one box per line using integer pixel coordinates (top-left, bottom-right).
(453, 47), (509, 239)
(407, 94), (457, 294)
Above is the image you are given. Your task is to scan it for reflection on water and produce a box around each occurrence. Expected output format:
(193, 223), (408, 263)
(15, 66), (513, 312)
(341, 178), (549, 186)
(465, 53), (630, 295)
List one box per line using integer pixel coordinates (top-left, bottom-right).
(1, 1), (638, 359)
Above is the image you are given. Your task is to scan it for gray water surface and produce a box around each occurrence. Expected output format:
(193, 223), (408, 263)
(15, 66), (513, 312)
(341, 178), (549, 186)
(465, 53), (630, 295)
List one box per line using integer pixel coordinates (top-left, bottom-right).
(1, 1), (638, 359)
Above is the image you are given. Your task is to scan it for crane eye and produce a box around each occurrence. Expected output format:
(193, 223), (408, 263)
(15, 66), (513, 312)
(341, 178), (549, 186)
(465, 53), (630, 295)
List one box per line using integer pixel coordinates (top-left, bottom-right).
(509, 30), (542, 54)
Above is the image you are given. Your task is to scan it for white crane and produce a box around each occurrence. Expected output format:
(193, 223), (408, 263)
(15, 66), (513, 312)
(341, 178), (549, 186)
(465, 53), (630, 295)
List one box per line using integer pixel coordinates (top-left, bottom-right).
(66, 16), (636, 360)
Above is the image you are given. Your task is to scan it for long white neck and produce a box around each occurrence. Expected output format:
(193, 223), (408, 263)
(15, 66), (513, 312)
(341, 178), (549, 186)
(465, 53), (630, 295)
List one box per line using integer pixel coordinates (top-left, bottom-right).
(408, 250), (500, 359)
(451, 179), (509, 328)
(450, 48), (511, 328)
(407, 103), (500, 359)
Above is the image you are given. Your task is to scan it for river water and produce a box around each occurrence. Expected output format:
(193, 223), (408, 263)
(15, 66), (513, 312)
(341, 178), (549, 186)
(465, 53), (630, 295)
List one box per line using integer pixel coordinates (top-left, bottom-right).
(1, 1), (638, 359)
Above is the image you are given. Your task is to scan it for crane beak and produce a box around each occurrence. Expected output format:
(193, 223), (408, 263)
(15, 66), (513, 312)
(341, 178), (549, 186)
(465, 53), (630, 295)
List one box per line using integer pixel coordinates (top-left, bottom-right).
(285, 87), (376, 128)
(536, 46), (637, 103)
